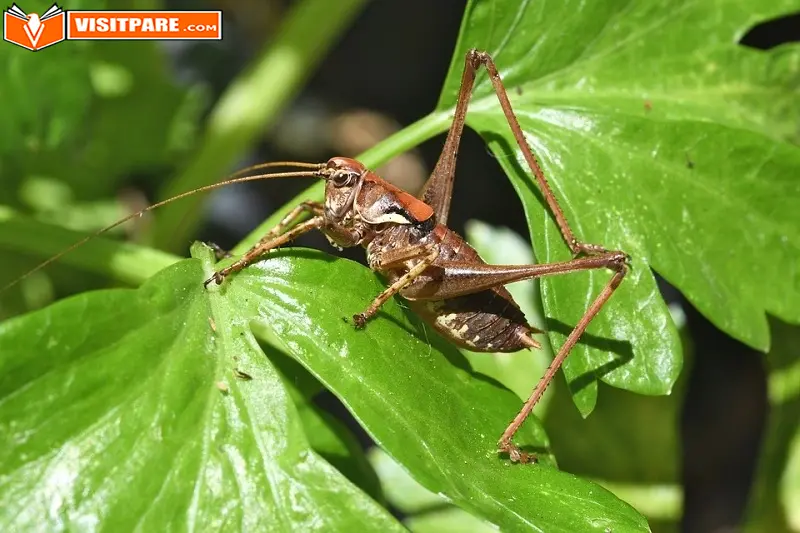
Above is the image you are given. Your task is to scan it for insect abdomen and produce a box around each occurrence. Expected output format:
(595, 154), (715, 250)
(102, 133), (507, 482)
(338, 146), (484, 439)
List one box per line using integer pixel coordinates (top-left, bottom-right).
(369, 224), (540, 352)
(409, 291), (536, 353)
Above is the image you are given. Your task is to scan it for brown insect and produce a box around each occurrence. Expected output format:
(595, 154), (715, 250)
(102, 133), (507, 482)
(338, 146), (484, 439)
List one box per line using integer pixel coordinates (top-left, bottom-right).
(6, 50), (628, 463)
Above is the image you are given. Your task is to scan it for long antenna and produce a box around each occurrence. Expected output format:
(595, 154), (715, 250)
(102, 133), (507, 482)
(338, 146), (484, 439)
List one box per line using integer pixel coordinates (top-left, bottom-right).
(2, 162), (327, 293)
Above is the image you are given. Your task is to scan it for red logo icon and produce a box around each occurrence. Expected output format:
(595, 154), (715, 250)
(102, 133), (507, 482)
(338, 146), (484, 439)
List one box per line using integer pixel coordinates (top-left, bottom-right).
(4, 3), (65, 51)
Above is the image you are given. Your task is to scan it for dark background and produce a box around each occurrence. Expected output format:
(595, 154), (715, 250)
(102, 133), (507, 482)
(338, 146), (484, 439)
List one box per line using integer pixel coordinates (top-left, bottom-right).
(163, 2), (800, 531)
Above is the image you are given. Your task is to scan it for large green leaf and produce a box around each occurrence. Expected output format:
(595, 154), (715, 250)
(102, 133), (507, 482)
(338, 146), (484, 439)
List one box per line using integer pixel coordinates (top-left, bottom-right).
(437, 0), (800, 413)
(0, 248), (402, 532)
(229, 249), (648, 532)
(0, 246), (650, 531)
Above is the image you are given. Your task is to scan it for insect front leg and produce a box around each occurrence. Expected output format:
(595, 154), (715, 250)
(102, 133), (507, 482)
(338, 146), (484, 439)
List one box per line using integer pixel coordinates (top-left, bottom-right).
(261, 201), (324, 239)
(352, 245), (440, 329)
(203, 202), (324, 287)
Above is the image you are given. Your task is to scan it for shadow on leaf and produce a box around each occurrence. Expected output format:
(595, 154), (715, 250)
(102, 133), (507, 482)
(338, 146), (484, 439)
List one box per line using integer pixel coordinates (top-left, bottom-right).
(546, 317), (634, 393)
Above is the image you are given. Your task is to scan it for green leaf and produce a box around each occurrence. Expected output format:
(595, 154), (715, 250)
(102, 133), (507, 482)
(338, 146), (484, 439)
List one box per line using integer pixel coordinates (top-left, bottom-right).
(0, 248), (403, 532)
(0, 247), (649, 531)
(270, 347), (385, 503)
(8, 1), (798, 529)
(544, 338), (689, 485)
(437, 0), (800, 413)
(227, 250), (649, 532)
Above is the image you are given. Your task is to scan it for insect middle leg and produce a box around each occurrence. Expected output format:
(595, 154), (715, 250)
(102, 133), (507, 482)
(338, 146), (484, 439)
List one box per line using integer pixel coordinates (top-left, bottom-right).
(353, 245), (440, 328)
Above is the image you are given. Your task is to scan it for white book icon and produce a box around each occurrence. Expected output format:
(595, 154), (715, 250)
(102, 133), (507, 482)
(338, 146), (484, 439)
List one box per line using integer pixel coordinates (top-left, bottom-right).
(6, 3), (63, 48)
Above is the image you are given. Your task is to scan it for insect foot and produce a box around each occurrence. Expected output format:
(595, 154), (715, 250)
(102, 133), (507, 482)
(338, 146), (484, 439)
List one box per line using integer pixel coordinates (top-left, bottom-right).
(353, 313), (367, 329)
(497, 439), (538, 465)
(352, 313), (368, 329)
(203, 271), (226, 288)
(609, 251), (631, 271)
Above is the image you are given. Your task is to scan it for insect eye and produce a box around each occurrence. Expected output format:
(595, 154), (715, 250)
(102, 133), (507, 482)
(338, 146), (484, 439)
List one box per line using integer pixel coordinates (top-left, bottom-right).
(332, 171), (356, 187)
